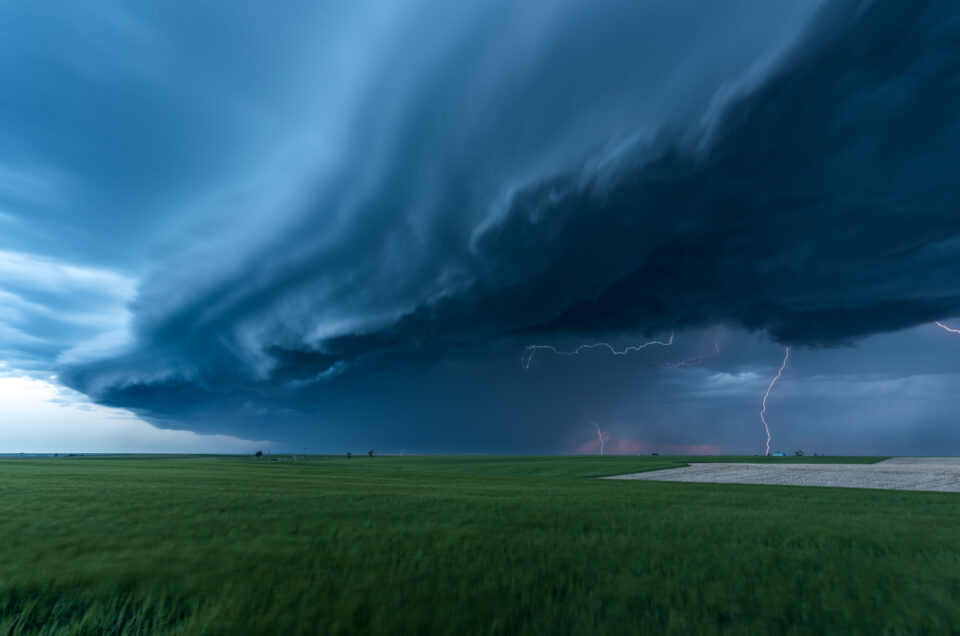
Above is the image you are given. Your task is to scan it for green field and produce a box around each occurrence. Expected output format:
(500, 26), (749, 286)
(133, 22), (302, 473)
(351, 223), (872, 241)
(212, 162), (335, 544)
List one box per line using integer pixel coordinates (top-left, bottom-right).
(2, 455), (958, 634)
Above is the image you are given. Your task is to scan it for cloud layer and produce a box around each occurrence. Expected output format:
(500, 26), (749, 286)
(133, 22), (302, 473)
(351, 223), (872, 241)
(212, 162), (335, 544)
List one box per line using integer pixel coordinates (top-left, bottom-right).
(68, 5), (960, 402)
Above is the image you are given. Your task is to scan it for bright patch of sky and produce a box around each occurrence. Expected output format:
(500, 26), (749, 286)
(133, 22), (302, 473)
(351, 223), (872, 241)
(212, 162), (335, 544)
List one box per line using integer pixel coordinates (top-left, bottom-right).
(0, 364), (269, 453)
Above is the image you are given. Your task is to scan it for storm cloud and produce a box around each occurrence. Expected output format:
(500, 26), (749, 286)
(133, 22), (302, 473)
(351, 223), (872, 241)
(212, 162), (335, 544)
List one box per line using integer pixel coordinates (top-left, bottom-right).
(4, 1), (960, 450)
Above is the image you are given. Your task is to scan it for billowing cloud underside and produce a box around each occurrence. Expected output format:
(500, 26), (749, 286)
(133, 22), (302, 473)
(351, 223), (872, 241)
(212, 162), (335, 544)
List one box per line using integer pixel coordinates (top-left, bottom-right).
(61, 1), (960, 424)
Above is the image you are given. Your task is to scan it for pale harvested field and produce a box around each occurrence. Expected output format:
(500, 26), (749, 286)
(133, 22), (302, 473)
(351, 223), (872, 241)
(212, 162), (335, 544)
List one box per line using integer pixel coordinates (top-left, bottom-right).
(605, 457), (960, 492)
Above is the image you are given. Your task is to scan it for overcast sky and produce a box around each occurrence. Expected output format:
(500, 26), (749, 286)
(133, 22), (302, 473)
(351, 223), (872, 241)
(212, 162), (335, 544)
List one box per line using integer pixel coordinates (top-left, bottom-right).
(2, 1), (960, 454)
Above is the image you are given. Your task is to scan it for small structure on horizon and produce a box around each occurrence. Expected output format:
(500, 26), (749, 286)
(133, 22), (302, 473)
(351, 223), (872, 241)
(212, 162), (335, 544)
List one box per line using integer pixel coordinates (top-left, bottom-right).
(771, 452), (785, 457)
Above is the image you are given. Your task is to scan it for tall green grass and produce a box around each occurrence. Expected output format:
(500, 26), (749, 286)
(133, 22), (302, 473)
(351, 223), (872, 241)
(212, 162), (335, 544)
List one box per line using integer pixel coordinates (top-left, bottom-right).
(1, 455), (956, 635)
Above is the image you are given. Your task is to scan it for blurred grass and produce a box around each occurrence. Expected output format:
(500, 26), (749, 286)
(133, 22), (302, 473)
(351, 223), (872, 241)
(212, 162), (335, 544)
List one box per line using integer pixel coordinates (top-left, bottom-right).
(1, 454), (958, 635)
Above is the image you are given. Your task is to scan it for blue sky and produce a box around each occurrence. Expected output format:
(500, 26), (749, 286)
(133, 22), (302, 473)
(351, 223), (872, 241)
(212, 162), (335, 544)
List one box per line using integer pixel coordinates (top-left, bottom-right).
(2, 1), (960, 454)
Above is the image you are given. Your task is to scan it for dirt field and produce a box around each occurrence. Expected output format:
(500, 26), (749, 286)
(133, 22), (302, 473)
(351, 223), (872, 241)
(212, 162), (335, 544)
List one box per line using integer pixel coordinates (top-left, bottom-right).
(605, 457), (960, 492)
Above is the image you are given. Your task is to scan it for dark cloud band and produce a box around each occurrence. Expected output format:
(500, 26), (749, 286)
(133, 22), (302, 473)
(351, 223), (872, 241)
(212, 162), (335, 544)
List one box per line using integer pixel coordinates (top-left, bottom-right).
(57, 2), (960, 435)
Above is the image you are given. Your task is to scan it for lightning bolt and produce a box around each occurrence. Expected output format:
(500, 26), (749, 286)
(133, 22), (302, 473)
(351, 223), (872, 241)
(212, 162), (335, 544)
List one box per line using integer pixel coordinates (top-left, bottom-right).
(936, 321), (960, 335)
(522, 334), (674, 369)
(588, 418), (607, 455)
(662, 337), (723, 369)
(662, 356), (704, 368)
(760, 347), (790, 456)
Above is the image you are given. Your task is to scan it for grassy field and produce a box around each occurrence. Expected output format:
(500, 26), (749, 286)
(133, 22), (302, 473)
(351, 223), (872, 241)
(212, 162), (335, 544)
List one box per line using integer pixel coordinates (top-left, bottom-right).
(1, 454), (958, 634)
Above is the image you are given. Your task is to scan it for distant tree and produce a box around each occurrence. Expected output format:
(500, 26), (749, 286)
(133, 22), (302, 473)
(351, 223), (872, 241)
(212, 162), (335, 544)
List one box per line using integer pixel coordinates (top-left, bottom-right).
(346, 452), (352, 459)
(368, 450), (374, 457)
(255, 450), (263, 458)
(795, 450), (804, 456)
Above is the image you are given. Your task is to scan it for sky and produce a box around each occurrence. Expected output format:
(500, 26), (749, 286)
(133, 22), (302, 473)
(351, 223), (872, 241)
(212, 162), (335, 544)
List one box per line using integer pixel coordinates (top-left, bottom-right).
(2, 1), (960, 454)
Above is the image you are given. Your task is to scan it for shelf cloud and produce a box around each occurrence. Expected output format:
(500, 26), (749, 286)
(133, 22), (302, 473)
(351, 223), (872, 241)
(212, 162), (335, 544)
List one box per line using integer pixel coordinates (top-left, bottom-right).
(3, 1), (959, 451)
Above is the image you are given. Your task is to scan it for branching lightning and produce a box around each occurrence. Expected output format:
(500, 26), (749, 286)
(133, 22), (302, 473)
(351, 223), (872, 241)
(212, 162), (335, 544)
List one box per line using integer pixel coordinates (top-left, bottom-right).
(521, 334), (674, 369)
(588, 418), (607, 455)
(936, 321), (960, 335)
(760, 347), (790, 456)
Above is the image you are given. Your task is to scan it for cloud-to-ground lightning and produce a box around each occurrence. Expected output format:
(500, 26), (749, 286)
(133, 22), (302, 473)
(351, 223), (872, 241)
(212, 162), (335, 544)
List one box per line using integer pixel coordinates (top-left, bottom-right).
(936, 321), (960, 335)
(760, 347), (790, 456)
(587, 418), (607, 455)
(521, 334), (674, 369)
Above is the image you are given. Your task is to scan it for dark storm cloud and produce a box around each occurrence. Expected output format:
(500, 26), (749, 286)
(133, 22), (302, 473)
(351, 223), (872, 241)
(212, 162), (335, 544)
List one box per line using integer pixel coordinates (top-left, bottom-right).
(475, 0), (960, 346)
(59, 1), (960, 427)
(2, 0), (957, 452)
